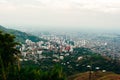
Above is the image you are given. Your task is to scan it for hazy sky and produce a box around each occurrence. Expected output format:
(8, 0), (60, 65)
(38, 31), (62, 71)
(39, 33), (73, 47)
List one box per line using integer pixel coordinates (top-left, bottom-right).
(0, 0), (120, 32)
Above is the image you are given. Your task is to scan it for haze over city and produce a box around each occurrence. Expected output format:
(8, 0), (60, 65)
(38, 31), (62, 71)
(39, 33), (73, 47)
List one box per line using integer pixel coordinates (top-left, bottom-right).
(1, 1), (120, 80)
(0, 0), (120, 32)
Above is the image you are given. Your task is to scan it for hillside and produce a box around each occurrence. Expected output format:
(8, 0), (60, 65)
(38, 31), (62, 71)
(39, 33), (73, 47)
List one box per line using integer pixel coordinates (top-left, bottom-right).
(0, 25), (46, 43)
(68, 71), (120, 80)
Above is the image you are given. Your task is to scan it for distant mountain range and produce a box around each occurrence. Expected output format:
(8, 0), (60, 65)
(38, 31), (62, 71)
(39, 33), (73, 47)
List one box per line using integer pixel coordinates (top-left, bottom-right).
(0, 25), (46, 43)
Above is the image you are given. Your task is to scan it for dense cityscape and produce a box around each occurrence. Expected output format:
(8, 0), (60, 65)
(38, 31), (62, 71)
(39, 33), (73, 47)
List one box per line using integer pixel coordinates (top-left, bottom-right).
(1, 0), (120, 79)
(1, 26), (120, 80)
(20, 32), (120, 62)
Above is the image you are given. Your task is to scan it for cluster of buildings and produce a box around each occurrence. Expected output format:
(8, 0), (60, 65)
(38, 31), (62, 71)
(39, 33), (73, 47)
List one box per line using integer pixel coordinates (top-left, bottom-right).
(20, 37), (74, 62)
(40, 32), (120, 60)
(19, 32), (120, 62)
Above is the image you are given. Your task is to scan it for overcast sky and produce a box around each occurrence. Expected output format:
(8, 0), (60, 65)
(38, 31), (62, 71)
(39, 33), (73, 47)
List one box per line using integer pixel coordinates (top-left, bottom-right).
(0, 0), (120, 32)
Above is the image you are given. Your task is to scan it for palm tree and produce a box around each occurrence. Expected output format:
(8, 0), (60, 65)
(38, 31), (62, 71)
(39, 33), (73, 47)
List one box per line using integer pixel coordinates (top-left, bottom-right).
(0, 31), (21, 80)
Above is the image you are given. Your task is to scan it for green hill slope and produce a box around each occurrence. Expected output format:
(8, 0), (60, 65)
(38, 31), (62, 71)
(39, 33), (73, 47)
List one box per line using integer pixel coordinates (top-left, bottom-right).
(68, 71), (120, 80)
(0, 25), (46, 43)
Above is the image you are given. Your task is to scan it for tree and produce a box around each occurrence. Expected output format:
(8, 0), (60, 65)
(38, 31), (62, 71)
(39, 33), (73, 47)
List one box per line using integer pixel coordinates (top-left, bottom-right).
(0, 31), (67, 80)
(0, 31), (20, 80)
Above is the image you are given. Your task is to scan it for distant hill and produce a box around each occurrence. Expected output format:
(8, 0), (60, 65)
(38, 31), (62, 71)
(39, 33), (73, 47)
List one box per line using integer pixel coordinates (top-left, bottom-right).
(0, 25), (47, 43)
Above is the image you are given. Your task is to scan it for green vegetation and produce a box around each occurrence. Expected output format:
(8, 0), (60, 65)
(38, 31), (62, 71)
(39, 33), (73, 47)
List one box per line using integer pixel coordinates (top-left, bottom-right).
(0, 27), (120, 80)
(7, 65), (66, 80)
(0, 31), (20, 80)
(0, 31), (66, 80)
(0, 25), (47, 43)
(20, 46), (120, 77)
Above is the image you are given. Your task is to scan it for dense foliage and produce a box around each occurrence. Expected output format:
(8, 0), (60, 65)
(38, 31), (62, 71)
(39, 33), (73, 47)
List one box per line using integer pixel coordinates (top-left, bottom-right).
(26, 47), (120, 76)
(0, 31), (66, 80)
(7, 65), (66, 80)
(0, 31), (20, 80)
(0, 25), (47, 43)
(0, 29), (120, 80)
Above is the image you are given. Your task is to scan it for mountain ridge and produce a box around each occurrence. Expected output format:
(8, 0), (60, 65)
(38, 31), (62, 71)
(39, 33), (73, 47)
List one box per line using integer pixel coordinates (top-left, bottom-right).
(0, 25), (46, 43)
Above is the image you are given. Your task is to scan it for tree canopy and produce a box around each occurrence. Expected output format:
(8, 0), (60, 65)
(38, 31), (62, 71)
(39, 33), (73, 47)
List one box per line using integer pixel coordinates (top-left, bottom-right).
(0, 31), (66, 80)
(0, 31), (20, 80)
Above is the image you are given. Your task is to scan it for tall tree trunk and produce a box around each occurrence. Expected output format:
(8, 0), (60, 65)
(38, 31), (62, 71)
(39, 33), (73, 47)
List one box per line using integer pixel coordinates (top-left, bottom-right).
(0, 55), (6, 80)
